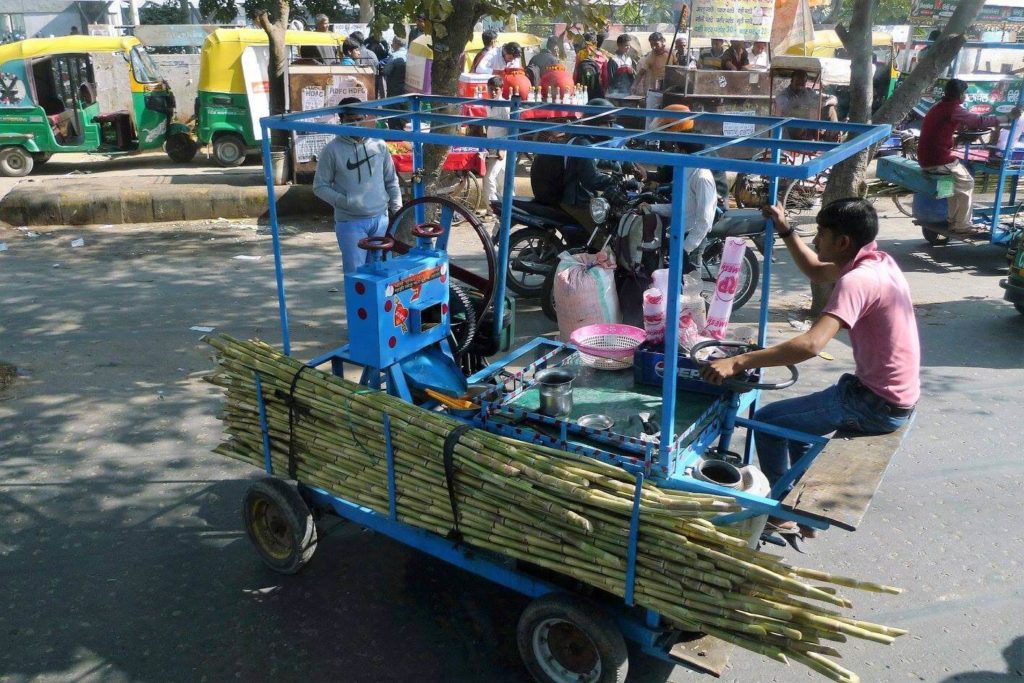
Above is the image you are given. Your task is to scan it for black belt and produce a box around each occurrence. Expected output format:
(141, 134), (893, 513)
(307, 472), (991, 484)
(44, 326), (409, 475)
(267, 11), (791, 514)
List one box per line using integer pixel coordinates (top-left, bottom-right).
(850, 376), (914, 417)
(887, 404), (915, 417)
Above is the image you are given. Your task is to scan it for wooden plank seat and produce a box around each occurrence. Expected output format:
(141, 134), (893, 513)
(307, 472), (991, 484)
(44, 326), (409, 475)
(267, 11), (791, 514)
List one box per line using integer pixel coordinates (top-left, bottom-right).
(875, 155), (955, 199)
(781, 419), (914, 531)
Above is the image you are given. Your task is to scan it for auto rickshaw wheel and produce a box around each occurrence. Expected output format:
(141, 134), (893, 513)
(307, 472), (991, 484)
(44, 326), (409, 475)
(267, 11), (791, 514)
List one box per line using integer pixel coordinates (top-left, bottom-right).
(0, 146), (34, 177)
(166, 132), (199, 163)
(213, 133), (247, 167)
(921, 226), (949, 246)
(242, 478), (317, 574)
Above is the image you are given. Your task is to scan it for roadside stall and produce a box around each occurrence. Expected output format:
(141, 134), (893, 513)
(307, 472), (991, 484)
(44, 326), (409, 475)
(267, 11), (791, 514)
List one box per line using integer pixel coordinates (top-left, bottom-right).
(0, 35), (192, 176)
(200, 93), (916, 682)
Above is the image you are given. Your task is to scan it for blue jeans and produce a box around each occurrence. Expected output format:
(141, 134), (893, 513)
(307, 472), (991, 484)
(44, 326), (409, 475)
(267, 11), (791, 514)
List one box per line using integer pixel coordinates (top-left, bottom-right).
(335, 214), (389, 274)
(753, 374), (912, 489)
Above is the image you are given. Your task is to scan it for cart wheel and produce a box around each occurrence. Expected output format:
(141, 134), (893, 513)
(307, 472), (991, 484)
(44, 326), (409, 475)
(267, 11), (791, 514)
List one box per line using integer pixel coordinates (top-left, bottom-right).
(921, 225), (949, 246)
(213, 133), (247, 167)
(242, 478), (317, 574)
(0, 146), (34, 177)
(517, 593), (628, 683)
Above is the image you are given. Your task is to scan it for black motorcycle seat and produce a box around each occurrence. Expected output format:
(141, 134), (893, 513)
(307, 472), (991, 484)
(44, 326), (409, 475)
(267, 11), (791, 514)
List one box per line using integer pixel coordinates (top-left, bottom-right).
(710, 209), (767, 238)
(511, 196), (575, 224)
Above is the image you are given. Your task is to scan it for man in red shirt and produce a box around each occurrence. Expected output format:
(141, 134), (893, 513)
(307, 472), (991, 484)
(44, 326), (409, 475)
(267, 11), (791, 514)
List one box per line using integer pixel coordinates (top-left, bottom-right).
(701, 199), (920, 535)
(918, 79), (1020, 233)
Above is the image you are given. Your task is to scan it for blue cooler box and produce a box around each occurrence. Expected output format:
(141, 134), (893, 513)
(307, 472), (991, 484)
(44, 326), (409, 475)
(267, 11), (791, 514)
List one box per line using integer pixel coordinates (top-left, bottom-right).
(633, 342), (728, 396)
(912, 192), (948, 223)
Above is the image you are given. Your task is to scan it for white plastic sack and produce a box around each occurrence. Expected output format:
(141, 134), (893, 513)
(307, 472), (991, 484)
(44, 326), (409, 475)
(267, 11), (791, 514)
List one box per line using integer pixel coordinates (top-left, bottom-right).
(553, 249), (621, 342)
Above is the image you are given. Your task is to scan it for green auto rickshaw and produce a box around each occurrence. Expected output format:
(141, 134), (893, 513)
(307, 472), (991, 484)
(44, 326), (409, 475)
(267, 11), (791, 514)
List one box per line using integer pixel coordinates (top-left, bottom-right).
(0, 35), (194, 177)
(195, 28), (345, 167)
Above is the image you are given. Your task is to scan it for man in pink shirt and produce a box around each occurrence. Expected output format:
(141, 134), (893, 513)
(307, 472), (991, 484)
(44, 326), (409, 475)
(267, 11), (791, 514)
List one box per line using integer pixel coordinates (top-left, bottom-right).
(701, 199), (920, 534)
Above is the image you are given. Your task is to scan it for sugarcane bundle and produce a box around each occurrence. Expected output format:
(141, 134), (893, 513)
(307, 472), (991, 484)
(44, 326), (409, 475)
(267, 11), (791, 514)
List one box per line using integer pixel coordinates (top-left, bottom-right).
(205, 334), (905, 682)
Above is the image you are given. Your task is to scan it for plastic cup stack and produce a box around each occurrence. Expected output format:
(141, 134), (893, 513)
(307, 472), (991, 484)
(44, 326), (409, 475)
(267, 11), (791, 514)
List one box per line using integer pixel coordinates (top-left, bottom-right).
(643, 288), (666, 344)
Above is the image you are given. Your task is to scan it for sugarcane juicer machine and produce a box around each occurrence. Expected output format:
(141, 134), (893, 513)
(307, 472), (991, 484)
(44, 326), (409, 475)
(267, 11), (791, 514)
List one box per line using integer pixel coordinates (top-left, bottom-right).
(339, 223), (466, 401)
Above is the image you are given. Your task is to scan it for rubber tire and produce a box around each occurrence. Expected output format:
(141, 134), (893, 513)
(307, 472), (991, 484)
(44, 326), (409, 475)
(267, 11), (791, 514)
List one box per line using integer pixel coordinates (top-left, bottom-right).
(517, 593), (628, 683)
(166, 132), (199, 163)
(700, 241), (760, 311)
(1016, 302), (1024, 315)
(242, 478), (317, 574)
(0, 146), (34, 177)
(922, 226), (949, 246)
(213, 133), (247, 167)
(506, 226), (564, 298)
(32, 152), (52, 166)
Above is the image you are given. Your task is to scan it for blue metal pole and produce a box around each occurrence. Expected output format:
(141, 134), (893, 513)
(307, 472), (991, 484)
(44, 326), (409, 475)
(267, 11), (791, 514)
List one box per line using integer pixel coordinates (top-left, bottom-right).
(989, 88), (1024, 243)
(254, 372), (273, 475)
(743, 127), (784, 464)
(412, 96), (425, 225)
(623, 472), (644, 606)
(493, 96), (521, 341)
(659, 162), (688, 467)
(261, 124), (292, 356)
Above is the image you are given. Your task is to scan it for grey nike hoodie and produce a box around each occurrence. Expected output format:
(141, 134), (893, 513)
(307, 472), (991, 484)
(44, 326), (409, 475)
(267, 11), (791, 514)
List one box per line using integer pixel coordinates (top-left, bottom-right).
(313, 135), (403, 222)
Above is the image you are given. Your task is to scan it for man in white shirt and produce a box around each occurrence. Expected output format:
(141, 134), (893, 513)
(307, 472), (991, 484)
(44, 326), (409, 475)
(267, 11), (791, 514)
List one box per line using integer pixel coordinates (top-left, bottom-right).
(473, 30), (500, 74)
(749, 41), (769, 70)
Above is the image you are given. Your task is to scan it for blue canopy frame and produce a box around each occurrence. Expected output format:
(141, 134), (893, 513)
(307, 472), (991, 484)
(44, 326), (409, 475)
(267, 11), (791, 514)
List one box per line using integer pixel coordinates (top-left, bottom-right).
(257, 93), (891, 525)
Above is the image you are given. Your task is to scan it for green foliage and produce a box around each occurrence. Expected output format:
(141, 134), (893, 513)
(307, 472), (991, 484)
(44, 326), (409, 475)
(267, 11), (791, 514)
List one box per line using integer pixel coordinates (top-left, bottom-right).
(616, 0), (675, 25)
(140, 0), (189, 24)
(836, 0), (913, 25)
(198, 0), (242, 23)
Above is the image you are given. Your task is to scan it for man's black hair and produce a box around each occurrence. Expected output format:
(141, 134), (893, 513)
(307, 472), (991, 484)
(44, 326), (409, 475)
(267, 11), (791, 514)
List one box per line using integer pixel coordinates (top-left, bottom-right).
(616, 34), (631, 46)
(816, 198), (878, 249)
(349, 30), (364, 43)
(487, 75), (503, 90)
(482, 29), (497, 46)
(342, 38), (359, 56)
(944, 78), (969, 101)
(583, 31), (596, 43)
(503, 41), (522, 59)
(649, 32), (664, 43)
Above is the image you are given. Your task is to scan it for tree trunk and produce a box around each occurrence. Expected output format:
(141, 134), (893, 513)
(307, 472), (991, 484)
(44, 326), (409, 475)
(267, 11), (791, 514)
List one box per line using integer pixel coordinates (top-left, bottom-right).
(809, 1), (874, 314)
(358, 0), (373, 24)
(810, 0), (987, 314)
(421, 0), (486, 190)
(256, 2), (289, 152)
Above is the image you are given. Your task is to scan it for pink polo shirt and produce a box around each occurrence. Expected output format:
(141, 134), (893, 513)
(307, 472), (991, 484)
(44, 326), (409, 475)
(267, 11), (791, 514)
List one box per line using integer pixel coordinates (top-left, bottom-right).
(822, 242), (921, 407)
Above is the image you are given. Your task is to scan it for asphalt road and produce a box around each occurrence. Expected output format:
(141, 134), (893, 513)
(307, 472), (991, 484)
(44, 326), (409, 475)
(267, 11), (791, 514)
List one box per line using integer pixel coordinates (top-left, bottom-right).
(1, 207), (1022, 683)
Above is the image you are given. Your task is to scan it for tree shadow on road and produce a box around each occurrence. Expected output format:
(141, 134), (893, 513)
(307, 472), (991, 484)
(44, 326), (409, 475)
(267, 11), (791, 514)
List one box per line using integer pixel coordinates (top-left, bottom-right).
(940, 636), (1024, 681)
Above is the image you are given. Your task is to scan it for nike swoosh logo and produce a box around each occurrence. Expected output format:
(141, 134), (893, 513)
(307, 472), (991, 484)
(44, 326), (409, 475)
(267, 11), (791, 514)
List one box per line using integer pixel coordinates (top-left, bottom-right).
(346, 154), (375, 171)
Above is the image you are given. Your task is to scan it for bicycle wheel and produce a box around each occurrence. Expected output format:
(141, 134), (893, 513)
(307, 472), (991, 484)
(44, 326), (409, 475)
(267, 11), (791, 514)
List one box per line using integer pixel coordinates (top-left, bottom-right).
(892, 194), (913, 217)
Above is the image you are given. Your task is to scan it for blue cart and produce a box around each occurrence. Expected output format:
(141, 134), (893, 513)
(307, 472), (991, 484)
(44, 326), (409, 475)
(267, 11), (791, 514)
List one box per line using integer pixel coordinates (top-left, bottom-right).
(239, 94), (898, 681)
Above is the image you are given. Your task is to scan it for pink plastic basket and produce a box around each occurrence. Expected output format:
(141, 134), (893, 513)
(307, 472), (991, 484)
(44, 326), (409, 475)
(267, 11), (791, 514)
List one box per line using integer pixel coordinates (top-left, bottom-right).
(569, 324), (646, 370)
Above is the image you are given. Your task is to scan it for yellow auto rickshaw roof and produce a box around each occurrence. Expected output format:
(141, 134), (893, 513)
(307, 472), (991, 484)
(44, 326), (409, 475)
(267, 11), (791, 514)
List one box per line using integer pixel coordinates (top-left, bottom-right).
(784, 29), (892, 56)
(0, 35), (142, 65)
(199, 28), (345, 93)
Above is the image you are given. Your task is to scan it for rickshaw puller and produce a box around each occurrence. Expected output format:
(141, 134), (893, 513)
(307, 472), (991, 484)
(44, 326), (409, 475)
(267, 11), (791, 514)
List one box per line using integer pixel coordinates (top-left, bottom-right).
(700, 199), (920, 535)
(918, 78), (1021, 234)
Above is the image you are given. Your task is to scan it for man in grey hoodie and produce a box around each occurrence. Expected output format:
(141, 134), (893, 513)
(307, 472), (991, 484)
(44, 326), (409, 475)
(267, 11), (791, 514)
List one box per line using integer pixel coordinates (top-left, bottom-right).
(314, 97), (403, 274)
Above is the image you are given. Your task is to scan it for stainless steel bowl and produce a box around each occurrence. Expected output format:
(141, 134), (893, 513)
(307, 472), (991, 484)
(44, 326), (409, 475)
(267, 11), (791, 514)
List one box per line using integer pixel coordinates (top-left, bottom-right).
(577, 414), (614, 430)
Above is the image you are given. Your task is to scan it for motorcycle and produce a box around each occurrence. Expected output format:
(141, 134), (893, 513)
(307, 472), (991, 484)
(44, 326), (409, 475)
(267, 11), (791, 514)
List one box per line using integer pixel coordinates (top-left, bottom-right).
(538, 194), (768, 322)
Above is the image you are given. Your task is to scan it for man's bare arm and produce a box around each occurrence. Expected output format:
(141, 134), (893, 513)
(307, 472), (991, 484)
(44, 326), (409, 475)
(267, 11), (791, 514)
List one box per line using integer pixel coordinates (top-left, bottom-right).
(763, 203), (842, 284)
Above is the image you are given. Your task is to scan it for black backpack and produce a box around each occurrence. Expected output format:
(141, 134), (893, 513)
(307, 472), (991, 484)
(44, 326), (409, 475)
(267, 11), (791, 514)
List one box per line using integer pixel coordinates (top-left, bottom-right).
(530, 153), (567, 206)
(575, 59), (605, 100)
